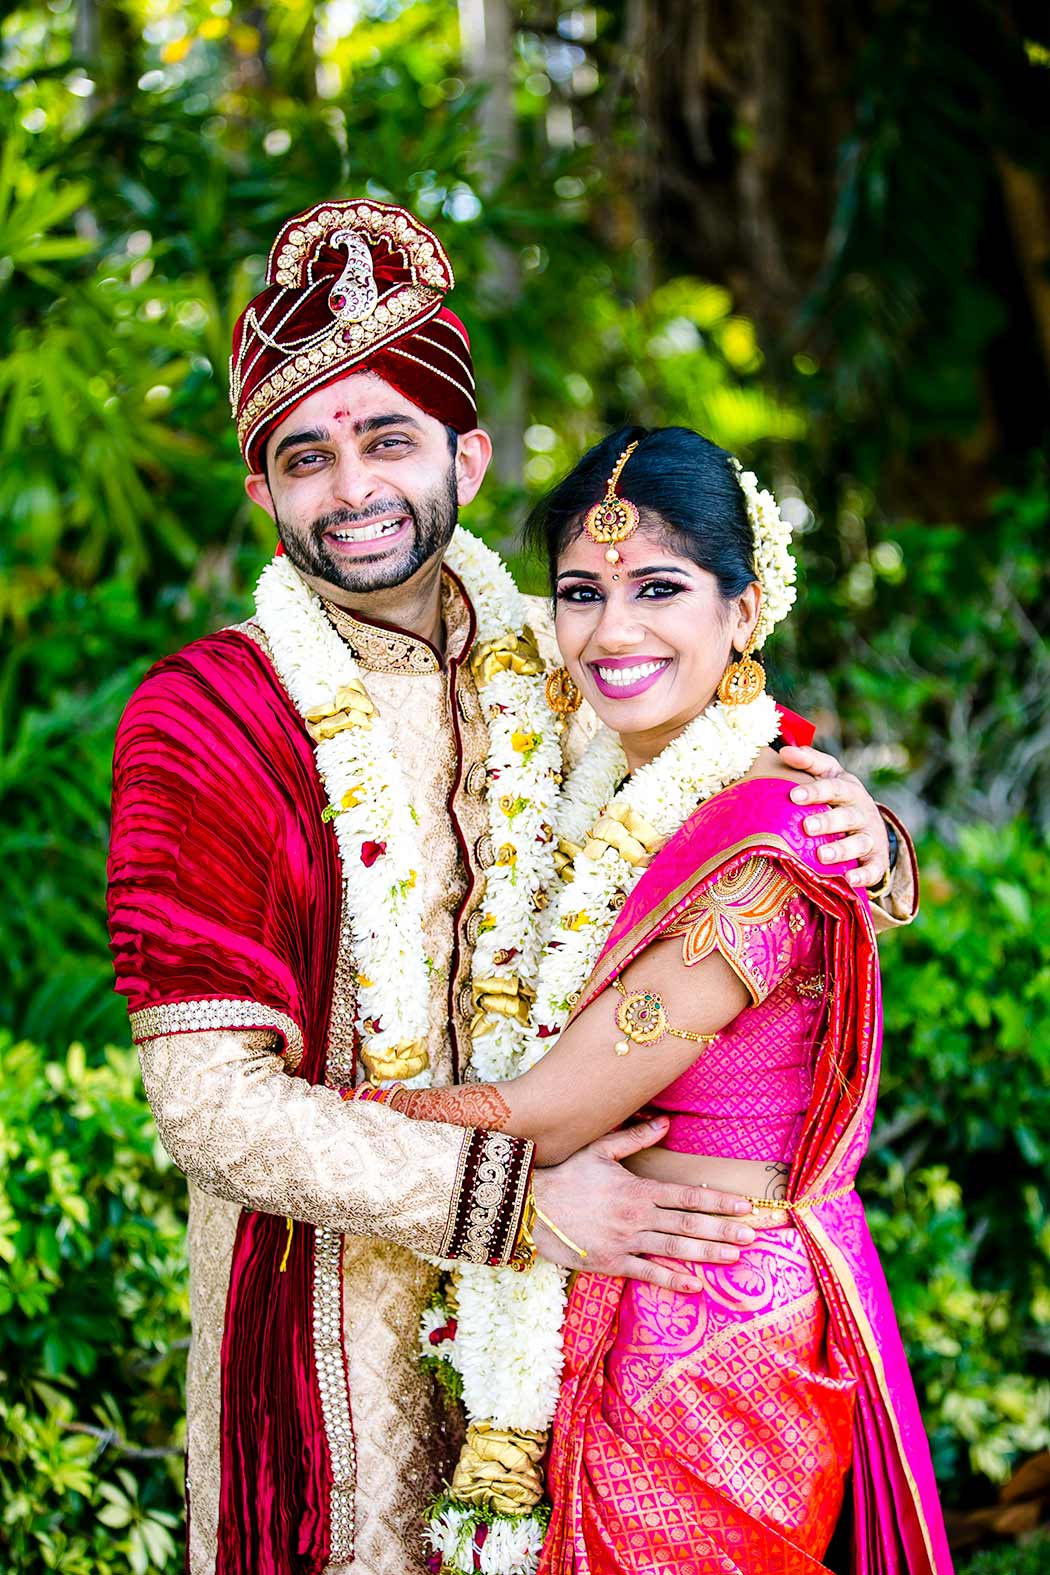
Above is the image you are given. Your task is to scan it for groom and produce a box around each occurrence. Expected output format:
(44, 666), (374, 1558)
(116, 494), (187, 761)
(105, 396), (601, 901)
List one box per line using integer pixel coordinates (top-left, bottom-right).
(107, 198), (916, 1575)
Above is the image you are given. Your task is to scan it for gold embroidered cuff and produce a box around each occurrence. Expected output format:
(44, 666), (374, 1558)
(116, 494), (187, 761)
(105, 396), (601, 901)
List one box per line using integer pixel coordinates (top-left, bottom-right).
(441, 1129), (534, 1266)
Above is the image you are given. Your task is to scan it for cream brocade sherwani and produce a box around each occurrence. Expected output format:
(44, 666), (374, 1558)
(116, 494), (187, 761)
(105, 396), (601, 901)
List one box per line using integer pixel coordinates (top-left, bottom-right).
(127, 572), (918, 1575)
(135, 576), (582, 1575)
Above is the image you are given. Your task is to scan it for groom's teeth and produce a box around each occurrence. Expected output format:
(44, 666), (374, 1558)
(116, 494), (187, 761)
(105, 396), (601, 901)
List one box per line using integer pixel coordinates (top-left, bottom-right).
(331, 518), (404, 542)
(597, 660), (666, 687)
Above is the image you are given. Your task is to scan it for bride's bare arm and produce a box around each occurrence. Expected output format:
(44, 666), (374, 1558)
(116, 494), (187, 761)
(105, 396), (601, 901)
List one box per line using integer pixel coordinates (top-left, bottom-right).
(385, 937), (749, 1166)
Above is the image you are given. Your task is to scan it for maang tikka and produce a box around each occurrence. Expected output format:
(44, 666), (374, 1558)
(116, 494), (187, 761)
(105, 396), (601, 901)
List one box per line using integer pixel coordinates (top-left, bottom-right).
(583, 440), (640, 566)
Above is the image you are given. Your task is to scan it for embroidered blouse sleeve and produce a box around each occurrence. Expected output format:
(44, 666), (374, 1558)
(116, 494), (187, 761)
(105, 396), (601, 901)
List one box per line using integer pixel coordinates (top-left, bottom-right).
(665, 854), (815, 1005)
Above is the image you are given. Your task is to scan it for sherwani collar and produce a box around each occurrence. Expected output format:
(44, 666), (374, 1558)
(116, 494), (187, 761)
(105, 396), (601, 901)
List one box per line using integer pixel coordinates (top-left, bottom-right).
(321, 568), (475, 674)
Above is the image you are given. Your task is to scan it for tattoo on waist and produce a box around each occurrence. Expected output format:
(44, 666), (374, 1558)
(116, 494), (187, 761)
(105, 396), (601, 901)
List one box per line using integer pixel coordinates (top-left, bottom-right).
(388, 1083), (511, 1131)
(762, 1163), (790, 1201)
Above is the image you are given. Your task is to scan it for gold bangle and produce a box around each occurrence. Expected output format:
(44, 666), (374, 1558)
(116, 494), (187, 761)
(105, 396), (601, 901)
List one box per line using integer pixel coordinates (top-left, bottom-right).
(509, 1188), (537, 1272)
(867, 863), (894, 900)
(612, 976), (719, 1058)
(509, 1185), (588, 1270)
(533, 1199), (587, 1261)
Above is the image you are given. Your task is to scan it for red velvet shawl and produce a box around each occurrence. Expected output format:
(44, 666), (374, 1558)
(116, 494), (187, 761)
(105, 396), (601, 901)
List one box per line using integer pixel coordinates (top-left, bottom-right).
(108, 629), (347, 1573)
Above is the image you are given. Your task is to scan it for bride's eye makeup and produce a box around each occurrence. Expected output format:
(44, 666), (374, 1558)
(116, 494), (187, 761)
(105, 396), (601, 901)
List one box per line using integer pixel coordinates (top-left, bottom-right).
(555, 576), (690, 604)
(555, 582), (602, 604)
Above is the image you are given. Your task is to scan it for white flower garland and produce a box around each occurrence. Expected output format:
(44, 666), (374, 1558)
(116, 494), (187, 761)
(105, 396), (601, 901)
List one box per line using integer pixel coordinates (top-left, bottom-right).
(444, 530), (563, 1082)
(252, 527), (560, 1085)
(426, 1501), (547, 1575)
(526, 692), (781, 1063)
(427, 692), (780, 1575)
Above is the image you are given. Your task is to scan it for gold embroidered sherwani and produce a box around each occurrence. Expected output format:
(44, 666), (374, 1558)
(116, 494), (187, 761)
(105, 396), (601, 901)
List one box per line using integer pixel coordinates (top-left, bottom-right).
(116, 572), (917, 1575)
(125, 576), (568, 1575)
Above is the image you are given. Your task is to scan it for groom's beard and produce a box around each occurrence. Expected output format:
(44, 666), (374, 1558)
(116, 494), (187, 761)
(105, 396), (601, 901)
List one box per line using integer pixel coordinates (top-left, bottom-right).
(276, 462), (459, 594)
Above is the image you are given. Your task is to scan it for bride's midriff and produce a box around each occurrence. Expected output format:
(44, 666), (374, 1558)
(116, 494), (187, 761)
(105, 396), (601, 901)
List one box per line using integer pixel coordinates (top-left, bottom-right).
(623, 1146), (793, 1226)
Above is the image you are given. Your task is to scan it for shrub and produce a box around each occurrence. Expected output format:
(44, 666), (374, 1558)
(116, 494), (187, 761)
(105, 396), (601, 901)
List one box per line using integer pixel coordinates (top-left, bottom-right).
(0, 1036), (187, 1574)
(865, 820), (1050, 1494)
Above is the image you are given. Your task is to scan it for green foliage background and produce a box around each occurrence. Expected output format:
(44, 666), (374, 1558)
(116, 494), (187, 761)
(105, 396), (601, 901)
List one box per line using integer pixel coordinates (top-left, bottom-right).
(1, 2), (1048, 1570)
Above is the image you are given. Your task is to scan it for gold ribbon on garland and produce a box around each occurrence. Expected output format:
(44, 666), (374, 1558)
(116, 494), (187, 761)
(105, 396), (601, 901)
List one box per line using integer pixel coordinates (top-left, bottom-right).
(470, 975), (535, 1038)
(552, 836), (584, 882)
(582, 802), (664, 867)
(469, 627), (544, 687)
(359, 1038), (428, 1082)
(305, 680), (377, 741)
(449, 1421), (546, 1514)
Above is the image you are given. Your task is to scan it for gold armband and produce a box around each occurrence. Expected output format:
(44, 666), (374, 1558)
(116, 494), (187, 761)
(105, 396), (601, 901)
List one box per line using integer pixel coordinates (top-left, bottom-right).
(612, 975), (719, 1058)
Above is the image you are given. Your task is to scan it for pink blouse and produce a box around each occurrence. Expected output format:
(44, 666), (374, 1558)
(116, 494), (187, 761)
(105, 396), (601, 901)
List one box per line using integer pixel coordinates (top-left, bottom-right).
(648, 854), (828, 1163)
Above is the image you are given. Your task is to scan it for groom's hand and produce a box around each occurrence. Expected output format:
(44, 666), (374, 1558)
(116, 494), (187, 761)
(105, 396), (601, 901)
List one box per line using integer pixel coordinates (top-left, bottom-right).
(529, 1117), (755, 1293)
(778, 744), (890, 888)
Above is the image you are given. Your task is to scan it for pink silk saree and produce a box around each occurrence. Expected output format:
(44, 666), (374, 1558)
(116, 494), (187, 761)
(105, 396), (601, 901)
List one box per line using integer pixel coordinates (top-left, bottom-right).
(541, 777), (953, 1575)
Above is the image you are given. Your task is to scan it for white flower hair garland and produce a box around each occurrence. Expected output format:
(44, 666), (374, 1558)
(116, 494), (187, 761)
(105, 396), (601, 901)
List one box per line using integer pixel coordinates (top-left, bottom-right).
(731, 458), (797, 649)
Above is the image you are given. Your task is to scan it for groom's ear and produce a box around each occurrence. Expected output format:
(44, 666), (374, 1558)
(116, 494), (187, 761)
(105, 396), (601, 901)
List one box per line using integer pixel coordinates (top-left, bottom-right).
(246, 469), (276, 519)
(454, 429), (493, 507)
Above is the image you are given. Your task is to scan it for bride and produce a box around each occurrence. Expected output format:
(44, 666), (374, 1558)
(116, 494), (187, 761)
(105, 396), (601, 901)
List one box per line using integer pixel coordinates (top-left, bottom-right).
(355, 426), (952, 1575)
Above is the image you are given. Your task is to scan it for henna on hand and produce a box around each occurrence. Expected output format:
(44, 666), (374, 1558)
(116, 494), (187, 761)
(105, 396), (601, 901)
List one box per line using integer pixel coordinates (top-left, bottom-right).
(387, 1082), (512, 1131)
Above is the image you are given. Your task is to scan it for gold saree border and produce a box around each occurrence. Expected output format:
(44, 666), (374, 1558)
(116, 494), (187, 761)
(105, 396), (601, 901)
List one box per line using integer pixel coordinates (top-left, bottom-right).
(129, 998), (305, 1071)
(805, 1213), (939, 1573)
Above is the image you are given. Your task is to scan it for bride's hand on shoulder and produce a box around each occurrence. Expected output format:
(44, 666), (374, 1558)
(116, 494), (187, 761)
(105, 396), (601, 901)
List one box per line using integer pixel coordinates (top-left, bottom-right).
(530, 1117), (756, 1294)
(778, 743), (890, 889)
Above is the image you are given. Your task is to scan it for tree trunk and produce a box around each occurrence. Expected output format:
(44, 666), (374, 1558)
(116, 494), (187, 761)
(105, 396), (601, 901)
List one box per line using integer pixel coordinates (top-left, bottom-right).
(458, 0), (526, 497)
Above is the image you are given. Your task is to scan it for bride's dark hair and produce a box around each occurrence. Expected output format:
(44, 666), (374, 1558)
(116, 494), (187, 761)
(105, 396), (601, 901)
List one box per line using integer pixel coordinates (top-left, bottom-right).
(523, 425), (757, 601)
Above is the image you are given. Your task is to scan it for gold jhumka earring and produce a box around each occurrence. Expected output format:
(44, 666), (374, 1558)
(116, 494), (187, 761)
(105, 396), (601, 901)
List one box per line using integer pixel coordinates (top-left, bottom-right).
(583, 440), (640, 566)
(545, 666), (583, 734)
(717, 629), (766, 706)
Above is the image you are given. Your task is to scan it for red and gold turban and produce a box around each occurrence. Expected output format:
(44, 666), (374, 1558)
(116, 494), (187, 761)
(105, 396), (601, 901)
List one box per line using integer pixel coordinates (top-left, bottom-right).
(230, 198), (477, 471)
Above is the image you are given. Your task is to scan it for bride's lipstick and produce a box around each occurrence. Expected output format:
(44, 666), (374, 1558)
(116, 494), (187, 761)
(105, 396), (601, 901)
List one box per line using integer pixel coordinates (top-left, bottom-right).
(588, 655), (671, 700)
